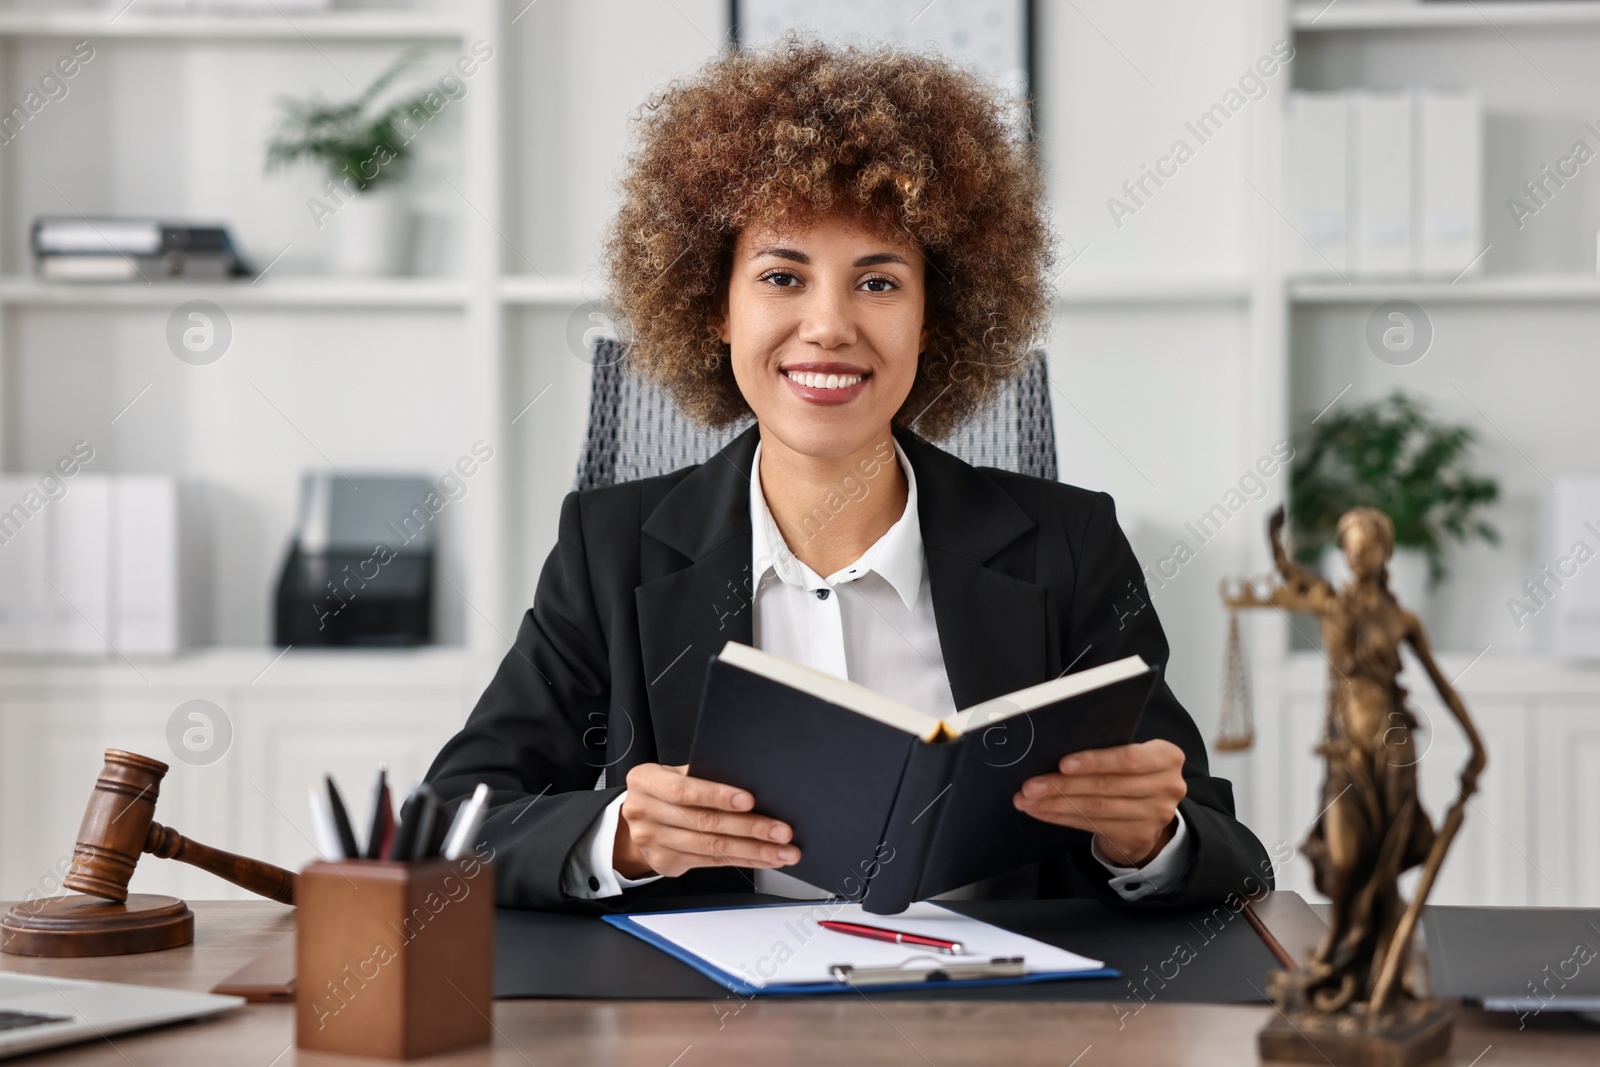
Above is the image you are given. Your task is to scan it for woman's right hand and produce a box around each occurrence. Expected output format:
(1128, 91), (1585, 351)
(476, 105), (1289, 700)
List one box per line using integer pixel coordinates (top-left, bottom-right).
(613, 763), (800, 878)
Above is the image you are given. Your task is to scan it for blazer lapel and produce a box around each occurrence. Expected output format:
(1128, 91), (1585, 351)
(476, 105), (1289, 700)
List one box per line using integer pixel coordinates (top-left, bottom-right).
(895, 426), (1056, 710)
(635, 425), (760, 765)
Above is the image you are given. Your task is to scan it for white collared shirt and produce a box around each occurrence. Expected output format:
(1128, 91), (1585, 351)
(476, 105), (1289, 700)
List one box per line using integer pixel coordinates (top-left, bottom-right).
(560, 437), (1190, 901)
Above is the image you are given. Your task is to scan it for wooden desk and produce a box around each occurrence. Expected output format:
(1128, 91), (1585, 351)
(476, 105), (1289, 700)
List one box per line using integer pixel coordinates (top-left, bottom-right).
(2, 901), (1595, 1065)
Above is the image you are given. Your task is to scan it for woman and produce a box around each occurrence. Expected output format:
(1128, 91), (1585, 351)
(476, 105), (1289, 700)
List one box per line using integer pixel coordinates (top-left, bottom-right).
(425, 32), (1269, 912)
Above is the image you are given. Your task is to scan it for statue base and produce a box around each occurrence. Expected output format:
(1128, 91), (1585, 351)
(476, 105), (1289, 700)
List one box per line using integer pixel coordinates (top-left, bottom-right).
(1258, 969), (1453, 1066)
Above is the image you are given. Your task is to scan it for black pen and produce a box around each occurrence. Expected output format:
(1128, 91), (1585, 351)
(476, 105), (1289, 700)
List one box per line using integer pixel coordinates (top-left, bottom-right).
(364, 764), (393, 860)
(404, 786), (441, 861)
(325, 775), (360, 859)
(391, 784), (440, 862)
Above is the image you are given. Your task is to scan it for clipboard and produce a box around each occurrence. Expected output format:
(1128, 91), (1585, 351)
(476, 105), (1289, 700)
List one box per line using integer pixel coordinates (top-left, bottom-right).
(601, 901), (1120, 996)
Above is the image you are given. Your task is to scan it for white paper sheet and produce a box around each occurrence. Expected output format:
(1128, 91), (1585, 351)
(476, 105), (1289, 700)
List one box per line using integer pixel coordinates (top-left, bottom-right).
(628, 901), (1105, 988)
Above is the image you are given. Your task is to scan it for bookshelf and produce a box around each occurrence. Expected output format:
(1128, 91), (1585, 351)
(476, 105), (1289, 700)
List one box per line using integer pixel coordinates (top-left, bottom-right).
(0, 0), (540, 661)
(0, 11), (468, 40)
(1290, 1), (1600, 31)
(1236, 0), (1600, 909)
(0, 0), (546, 899)
(0, 274), (472, 308)
(1290, 274), (1600, 303)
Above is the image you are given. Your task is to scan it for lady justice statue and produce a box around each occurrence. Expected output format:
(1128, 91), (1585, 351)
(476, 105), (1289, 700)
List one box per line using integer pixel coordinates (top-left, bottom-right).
(1222, 504), (1487, 1064)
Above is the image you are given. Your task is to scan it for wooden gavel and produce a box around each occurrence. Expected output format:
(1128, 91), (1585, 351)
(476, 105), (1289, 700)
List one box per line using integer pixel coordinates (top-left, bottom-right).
(64, 749), (297, 906)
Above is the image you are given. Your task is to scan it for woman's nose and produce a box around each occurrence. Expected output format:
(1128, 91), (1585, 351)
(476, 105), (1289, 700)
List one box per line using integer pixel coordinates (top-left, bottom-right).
(794, 282), (857, 348)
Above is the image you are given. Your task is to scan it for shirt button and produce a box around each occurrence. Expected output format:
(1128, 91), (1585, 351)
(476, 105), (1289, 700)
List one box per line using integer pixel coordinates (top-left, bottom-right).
(815, 588), (830, 600)
(1126, 882), (1141, 890)
(588, 875), (601, 891)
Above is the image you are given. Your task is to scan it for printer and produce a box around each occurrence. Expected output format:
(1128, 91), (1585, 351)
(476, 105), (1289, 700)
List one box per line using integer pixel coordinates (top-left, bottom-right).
(273, 473), (435, 647)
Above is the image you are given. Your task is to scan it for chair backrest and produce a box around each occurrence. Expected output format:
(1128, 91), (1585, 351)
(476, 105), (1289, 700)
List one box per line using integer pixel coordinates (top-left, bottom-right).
(572, 339), (1057, 490)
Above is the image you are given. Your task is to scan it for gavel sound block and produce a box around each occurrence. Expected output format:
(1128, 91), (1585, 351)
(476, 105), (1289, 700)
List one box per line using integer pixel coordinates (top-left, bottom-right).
(1, 749), (299, 957)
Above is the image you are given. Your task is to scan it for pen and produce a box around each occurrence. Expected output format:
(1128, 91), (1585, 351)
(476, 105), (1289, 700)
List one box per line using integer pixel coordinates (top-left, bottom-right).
(390, 783), (425, 862)
(325, 775), (360, 859)
(392, 784), (441, 862)
(407, 787), (442, 860)
(441, 782), (490, 861)
(817, 920), (964, 956)
(364, 764), (394, 860)
(308, 784), (344, 862)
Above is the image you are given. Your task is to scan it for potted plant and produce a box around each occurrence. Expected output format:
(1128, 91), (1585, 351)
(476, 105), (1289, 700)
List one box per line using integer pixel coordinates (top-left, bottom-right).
(266, 49), (433, 275)
(1290, 390), (1499, 611)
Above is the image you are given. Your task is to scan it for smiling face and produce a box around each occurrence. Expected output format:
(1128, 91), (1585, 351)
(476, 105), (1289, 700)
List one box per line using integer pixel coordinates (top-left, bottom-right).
(714, 209), (928, 461)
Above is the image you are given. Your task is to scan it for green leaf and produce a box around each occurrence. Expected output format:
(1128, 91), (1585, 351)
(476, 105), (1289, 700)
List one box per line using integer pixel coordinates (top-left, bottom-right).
(263, 47), (440, 190)
(1288, 389), (1500, 586)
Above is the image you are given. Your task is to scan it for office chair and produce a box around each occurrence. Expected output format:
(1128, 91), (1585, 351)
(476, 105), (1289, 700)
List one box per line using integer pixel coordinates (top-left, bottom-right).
(572, 338), (1058, 490)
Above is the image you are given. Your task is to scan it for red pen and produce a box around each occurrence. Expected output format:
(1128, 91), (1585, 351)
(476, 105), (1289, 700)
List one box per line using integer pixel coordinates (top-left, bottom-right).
(817, 920), (964, 956)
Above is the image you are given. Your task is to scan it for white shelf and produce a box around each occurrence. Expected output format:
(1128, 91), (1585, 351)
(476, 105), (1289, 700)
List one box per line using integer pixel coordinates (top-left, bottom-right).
(1293, 1), (1600, 30)
(0, 645), (475, 691)
(0, 10), (468, 40)
(1291, 274), (1600, 303)
(497, 274), (592, 306)
(1053, 274), (1251, 305)
(0, 275), (469, 310)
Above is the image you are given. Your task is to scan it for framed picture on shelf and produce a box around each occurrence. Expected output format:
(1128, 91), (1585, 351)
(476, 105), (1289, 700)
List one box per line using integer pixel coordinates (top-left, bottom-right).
(730, 0), (1037, 140)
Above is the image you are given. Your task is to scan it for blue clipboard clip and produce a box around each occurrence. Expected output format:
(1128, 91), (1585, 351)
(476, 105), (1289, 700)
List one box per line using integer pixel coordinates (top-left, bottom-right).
(829, 954), (1027, 986)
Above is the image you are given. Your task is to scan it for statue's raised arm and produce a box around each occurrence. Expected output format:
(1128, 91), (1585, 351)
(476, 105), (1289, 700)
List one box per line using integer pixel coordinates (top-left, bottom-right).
(1220, 505), (1334, 615)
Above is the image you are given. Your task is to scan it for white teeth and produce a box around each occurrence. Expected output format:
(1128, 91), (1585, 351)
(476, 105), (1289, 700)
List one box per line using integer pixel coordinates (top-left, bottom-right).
(785, 370), (863, 390)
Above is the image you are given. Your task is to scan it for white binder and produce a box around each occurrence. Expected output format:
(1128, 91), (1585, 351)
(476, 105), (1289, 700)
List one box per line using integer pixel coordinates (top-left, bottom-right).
(1353, 90), (1415, 277)
(1288, 91), (1350, 277)
(1417, 88), (1484, 279)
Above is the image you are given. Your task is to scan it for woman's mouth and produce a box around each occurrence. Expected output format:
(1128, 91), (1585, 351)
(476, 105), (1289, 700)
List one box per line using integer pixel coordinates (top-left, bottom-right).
(780, 364), (870, 406)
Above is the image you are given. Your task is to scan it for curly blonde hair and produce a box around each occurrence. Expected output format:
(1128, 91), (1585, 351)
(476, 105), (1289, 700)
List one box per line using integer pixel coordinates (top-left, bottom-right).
(599, 30), (1055, 440)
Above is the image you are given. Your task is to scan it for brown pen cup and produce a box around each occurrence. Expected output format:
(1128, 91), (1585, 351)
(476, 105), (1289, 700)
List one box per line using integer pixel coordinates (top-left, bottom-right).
(295, 855), (495, 1060)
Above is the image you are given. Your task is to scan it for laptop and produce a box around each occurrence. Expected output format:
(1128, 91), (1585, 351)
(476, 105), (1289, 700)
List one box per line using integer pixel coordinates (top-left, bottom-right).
(1425, 905), (1600, 1021)
(0, 973), (243, 1060)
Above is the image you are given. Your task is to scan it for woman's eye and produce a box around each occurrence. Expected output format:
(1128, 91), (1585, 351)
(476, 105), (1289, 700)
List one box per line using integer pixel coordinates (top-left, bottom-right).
(760, 271), (798, 287)
(862, 275), (898, 293)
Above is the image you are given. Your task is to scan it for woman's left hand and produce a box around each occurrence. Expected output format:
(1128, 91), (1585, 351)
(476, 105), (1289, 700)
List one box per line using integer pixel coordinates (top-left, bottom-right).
(1013, 739), (1187, 868)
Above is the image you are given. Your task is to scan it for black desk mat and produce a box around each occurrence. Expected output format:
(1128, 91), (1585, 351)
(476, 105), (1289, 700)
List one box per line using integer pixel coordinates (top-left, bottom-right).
(495, 894), (1280, 1003)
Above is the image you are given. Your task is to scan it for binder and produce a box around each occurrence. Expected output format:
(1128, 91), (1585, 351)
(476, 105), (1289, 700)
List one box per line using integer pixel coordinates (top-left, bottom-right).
(601, 900), (1118, 996)
(50, 475), (112, 655)
(1416, 88), (1483, 279)
(112, 476), (179, 655)
(0, 477), (51, 653)
(1353, 90), (1414, 277)
(1288, 91), (1350, 277)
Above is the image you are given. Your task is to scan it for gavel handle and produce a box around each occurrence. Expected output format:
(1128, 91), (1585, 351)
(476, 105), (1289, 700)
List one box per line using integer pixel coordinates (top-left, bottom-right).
(144, 822), (297, 905)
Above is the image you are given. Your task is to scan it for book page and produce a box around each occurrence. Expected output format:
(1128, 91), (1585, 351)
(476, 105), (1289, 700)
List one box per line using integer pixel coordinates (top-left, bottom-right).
(718, 642), (943, 741)
(943, 654), (1149, 737)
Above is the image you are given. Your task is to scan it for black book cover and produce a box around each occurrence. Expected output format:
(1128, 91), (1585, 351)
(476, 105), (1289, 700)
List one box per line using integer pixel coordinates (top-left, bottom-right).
(686, 644), (1159, 914)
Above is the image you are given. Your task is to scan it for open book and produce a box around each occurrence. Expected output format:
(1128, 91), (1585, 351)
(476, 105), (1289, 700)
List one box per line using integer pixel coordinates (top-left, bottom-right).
(687, 642), (1159, 915)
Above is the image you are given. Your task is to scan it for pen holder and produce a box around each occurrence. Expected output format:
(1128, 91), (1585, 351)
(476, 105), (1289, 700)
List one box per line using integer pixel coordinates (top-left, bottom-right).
(295, 855), (494, 1060)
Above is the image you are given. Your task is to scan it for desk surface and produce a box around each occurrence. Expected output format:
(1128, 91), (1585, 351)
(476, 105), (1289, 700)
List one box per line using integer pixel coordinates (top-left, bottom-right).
(2, 901), (1595, 1065)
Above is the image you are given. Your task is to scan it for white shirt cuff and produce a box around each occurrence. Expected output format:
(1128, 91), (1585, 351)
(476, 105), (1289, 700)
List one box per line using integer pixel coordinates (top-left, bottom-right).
(560, 789), (666, 899)
(1089, 809), (1192, 902)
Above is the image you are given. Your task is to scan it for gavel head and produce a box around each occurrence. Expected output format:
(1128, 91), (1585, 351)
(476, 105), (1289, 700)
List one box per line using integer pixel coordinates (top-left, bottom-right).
(63, 749), (168, 903)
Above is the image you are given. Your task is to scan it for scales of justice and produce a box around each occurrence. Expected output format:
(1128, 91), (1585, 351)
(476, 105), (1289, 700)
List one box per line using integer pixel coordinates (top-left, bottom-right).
(1219, 504), (1487, 1066)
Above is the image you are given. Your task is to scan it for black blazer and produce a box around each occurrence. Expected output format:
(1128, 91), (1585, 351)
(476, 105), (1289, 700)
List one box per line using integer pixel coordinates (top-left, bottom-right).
(424, 423), (1271, 913)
